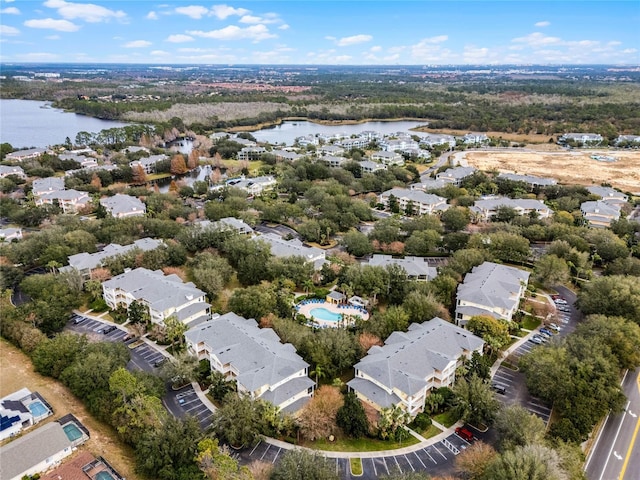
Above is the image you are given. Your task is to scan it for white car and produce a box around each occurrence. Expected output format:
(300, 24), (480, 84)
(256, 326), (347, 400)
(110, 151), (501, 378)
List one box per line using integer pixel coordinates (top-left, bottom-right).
(548, 323), (561, 332)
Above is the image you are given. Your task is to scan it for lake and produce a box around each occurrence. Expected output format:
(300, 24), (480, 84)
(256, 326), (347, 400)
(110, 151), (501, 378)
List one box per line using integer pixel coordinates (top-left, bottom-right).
(0, 99), (131, 149)
(251, 120), (429, 146)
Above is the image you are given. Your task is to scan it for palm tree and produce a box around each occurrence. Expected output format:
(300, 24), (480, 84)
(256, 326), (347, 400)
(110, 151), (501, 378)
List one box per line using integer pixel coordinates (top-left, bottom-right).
(303, 279), (314, 295)
(311, 364), (326, 388)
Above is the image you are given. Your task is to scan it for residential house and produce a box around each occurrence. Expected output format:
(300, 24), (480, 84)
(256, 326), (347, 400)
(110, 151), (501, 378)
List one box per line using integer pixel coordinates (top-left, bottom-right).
(419, 133), (456, 149)
(338, 136), (369, 150)
(61, 238), (164, 280)
(121, 146), (150, 155)
(0, 227), (23, 242)
(580, 200), (621, 228)
(5, 148), (48, 162)
(435, 166), (477, 186)
(586, 186), (628, 207)
(0, 165), (26, 179)
(348, 317), (484, 416)
(370, 151), (405, 166)
(35, 189), (91, 214)
(185, 312), (315, 413)
(558, 133), (603, 146)
(0, 418), (88, 480)
(59, 153), (98, 169)
(225, 175), (277, 196)
(102, 268), (210, 326)
(199, 217), (254, 235)
(254, 232), (327, 270)
(319, 155), (348, 169)
(410, 178), (448, 192)
(100, 194), (146, 218)
(272, 150), (303, 162)
(455, 262), (530, 326)
(380, 138), (419, 152)
(460, 133), (489, 145)
(379, 188), (449, 215)
(295, 134), (320, 147)
(615, 135), (640, 146)
(233, 137), (258, 147)
(210, 132), (231, 142)
(497, 172), (557, 188)
(0, 389), (53, 441)
(237, 146), (267, 161)
(470, 197), (552, 221)
(317, 145), (345, 157)
(31, 177), (65, 196)
(365, 255), (437, 281)
(359, 160), (387, 174)
(129, 154), (167, 174)
(41, 451), (124, 480)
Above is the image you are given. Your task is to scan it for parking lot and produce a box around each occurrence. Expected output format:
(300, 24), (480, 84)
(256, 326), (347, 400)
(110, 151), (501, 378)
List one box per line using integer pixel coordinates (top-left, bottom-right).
(165, 386), (215, 430)
(67, 314), (128, 342)
(239, 430), (476, 479)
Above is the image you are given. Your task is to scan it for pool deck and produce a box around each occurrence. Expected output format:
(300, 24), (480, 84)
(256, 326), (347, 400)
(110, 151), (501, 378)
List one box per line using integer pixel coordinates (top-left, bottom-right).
(296, 300), (369, 328)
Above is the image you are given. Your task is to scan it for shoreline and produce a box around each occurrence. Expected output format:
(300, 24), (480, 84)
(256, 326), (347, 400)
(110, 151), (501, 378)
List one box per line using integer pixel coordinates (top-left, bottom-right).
(225, 116), (431, 133)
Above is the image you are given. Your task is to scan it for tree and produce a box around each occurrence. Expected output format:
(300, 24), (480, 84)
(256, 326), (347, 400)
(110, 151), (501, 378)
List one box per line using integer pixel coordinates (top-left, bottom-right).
(465, 315), (511, 354)
(228, 285), (278, 321)
(336, 392), (369, 438)
(170, 154), (188, 175)
(31, 333), (87, 378)
(377, 404), (411, 441)
(367, 305), (409, 339)
(213, 393), (265, 448)
(132, 164), (147, 185)
(196, 438), (253, 480)
(341, 230), (373, 257)
(441, 207), (471, 232)
(270, 449), (339, 480)
(574, 315), (640, 369)
(404, 230), (441, 256)
(135, 416), (203, 480)
(577, 275), (640, 322)
(482, 444), (568, 480)
(534, 254), (570, 286)
(388, 194), (400, 213)
(160, 351), (199, 386)
(455, 441), (497, 480)
(493, 405), (546, 451)
(402, 291), (447, 324)
(163, 315), (188, 350)
(452, 374), (499, 426)
(128, 300), (150, 325)
(297, 386), (343, 441)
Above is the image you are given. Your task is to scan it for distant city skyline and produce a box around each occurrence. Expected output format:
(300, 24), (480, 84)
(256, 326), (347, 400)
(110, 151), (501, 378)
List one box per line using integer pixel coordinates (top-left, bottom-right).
(0, 1), (638, 65)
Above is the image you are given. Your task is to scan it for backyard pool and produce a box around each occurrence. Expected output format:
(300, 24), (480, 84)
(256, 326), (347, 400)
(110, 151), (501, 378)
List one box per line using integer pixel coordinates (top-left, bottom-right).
(95, 472), (116, 480)
(309, 307), (342, 322)
(28, 401), (49, 417)
(63, 423), (83, 442)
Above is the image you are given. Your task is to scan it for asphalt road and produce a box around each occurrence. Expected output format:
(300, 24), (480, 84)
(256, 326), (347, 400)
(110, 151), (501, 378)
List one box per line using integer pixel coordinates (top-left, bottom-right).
(585, 368), (640, 480)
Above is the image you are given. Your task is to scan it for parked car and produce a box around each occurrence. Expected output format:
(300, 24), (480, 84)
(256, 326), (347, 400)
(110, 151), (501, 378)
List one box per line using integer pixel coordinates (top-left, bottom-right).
(122, 333), (137, 342)
(539, 328), (554, 337)
(73, 316), (86, 325)
(534, 334), (548, 343)
(491, 383), (507, 395)
(548, 323), (561, 332)
(455, 427), (475, 442)
(554, 298), (567, 305)
(102, 325), (117, 334)
(529, 335), (544, 345)
(153, 357), (169, 368)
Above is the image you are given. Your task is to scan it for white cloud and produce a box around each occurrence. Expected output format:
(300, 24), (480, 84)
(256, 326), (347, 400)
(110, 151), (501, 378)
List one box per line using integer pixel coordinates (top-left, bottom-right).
(210, 4), (250, 20)
(146, 11), (158, 20)
(24, 18), (80, 32)
(622, 48), (637, 54)
(512, 32), (561, 46)
(0, 25), (20, 36)
(410, 36), (452, 62)
(43, 0), (126, 23)
(278, 24), (289, 30)
(46, 34), (60, 40)
(1, 7), (20, 14)
(166, 34), (194, 43)
(239, 13), (281, 25)
(151, 50), (170, 56)
(421, 35), (449, 44)
(534, 21), (550, 27)
(175, 5), (209, 19)
(370, 45), (382, 52)
(124, 40), (151, 48)
(334, 34), (372, 47)
(187, 24), (276, 42)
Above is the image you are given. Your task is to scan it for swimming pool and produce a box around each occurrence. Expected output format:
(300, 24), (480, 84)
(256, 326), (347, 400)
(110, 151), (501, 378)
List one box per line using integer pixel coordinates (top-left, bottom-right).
(309, 307), (342, 322)
(63, 423), (83, 442)
(28, 401), (49, 417)
(95, 472), (116, 480)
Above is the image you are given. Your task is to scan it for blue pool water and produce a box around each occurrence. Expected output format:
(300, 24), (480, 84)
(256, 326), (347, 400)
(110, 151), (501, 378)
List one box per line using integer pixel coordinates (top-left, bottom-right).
(95, 472), (116, 480)
(28, 401), (49, 417)
(309, 307), (342, 322)
(63, 423), (83, 441)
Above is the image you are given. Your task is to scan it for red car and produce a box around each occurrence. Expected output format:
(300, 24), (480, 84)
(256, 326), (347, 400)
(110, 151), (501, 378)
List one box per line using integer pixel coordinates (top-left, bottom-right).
(455, 427), (474, 442)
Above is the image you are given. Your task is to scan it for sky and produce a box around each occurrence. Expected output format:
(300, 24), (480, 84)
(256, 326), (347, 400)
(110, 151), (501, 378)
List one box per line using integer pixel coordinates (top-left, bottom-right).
(0, 1), (639, 65)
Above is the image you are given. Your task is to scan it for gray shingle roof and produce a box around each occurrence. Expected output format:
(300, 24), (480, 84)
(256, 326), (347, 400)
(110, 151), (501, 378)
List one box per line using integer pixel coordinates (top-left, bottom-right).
(103, 268), (206, 313)
(185, 313), (310, 402)
(255, 233), (326, 269)
(65, 238), (163, 272)
(0, 422), (72, 480)
(380, 188), (447, 207)
(100, 194), (146, 216)
(351, 318), (484, 398)
(32, 177), (65, 194)
(498, 172), (557, 186)
(366, 255), (437, 280)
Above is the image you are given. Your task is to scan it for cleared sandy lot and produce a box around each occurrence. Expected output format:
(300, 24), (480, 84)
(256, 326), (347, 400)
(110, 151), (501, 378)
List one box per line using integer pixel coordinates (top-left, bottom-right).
(460, 149), (640, 194)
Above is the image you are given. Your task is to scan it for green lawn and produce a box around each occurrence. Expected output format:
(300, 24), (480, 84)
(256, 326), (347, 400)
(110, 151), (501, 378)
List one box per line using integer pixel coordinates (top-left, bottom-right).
(521, 316), (541, 331)
(432, 410), (460, 428)
(350, 458), (363, 476)
(417, 424), (442, 439)
(303, 434), (418, 452)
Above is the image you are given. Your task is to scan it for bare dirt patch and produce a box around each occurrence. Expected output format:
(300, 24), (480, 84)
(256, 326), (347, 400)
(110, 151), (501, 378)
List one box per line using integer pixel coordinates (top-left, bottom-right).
(0, 339), (140, 479)
(461, 149), (640, 194)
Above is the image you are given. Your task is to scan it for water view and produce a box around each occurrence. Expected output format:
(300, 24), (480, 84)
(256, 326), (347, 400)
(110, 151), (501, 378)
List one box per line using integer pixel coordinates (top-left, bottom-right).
(0, 99), (131, 149)
(251, 120), (428, 146)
